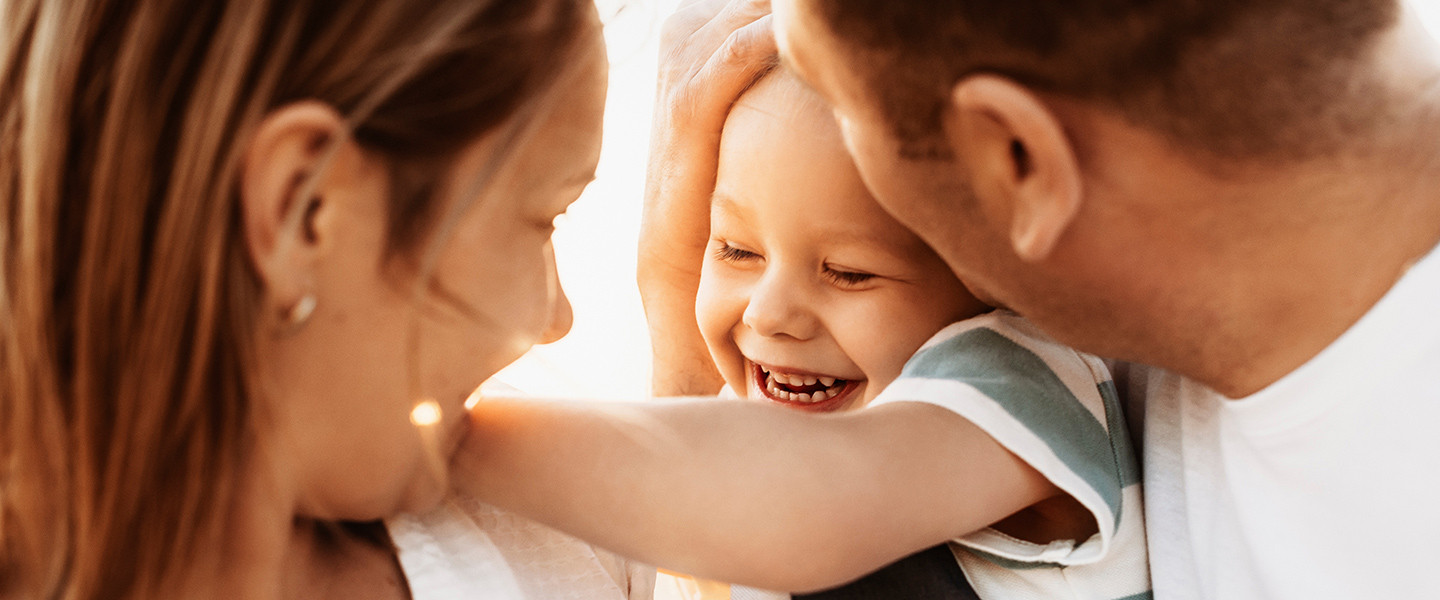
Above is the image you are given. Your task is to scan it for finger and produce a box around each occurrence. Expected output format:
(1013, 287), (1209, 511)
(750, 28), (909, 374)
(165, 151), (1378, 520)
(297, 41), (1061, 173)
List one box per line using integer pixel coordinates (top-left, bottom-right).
(662, 0), (734, 53)
(690, 0), (771, 52)
(686, 14), (778, 131)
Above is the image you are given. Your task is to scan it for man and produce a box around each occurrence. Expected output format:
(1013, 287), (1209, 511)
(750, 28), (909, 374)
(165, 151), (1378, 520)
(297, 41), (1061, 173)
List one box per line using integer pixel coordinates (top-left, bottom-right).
(639, 0), (1440, 598)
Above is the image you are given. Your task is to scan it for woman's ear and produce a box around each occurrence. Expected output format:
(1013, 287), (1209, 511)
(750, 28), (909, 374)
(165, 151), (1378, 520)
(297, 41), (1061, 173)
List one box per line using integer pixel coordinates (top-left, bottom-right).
(946, 75), (1083, 263)
(240, 102), (349, 310)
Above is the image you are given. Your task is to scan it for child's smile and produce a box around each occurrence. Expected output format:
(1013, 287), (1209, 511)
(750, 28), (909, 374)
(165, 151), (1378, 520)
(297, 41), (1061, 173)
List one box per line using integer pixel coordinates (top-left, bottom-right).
(746, 360), (864, 412)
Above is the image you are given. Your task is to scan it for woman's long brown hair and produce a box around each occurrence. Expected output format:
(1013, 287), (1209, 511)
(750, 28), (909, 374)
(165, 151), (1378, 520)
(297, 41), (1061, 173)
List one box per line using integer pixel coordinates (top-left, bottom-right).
(0, 0), (585, 597)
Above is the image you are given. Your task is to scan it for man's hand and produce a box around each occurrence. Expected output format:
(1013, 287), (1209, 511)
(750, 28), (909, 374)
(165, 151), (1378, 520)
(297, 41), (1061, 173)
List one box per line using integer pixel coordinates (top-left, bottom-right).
(638, 0), (776, 397)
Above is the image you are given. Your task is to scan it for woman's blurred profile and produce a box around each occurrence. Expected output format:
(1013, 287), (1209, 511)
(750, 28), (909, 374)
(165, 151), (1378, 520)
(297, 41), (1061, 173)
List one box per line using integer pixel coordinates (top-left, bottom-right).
(0, 0), (610, 597)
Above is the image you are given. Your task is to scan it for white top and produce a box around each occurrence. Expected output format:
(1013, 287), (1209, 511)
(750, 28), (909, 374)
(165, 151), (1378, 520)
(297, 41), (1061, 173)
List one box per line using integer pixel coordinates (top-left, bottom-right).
(389, 495), (655, 600)
(872, 312), (1152, 600)
(1130, 242), (1440, 599)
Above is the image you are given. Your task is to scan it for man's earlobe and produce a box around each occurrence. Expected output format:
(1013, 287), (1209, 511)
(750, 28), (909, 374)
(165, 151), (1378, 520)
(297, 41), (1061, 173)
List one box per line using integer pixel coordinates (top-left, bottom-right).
(951, 75), (1083, 263)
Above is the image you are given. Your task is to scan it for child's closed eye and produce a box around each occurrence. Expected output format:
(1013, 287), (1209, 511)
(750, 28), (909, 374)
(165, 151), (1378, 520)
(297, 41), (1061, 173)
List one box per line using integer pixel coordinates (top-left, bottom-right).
(714, 241), (761, 263)
(824, 265), (877, 287)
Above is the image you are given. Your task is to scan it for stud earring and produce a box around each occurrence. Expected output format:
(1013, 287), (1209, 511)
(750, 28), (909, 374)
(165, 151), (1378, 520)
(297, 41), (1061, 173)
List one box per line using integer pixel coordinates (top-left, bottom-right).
(285, 294), (317, 329)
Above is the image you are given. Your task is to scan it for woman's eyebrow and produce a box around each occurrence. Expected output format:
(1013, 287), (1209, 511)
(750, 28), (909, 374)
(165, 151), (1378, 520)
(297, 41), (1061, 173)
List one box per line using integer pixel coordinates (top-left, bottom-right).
(563, 170), (598, 187)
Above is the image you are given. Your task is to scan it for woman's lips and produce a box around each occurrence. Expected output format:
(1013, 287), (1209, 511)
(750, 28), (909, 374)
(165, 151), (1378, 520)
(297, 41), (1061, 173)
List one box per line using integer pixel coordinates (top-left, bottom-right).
(748, 361), (861, 413)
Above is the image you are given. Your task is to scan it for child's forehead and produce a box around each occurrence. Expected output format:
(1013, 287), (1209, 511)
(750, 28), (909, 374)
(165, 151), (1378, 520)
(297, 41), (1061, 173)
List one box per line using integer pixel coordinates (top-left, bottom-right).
(733, 69), (831, 120)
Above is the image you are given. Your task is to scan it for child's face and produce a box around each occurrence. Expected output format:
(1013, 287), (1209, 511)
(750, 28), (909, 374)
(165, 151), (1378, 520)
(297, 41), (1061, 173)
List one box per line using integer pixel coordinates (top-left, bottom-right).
(697, 74), (987, 412)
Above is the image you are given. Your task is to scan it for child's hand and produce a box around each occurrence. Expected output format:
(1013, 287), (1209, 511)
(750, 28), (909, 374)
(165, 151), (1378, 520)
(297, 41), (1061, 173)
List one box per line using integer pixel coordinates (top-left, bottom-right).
(639, 0), (775, 397)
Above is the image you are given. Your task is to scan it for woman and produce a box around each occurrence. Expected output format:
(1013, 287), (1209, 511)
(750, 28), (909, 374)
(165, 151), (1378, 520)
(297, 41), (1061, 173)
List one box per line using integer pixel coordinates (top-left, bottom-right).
(0, 0), (612, 597)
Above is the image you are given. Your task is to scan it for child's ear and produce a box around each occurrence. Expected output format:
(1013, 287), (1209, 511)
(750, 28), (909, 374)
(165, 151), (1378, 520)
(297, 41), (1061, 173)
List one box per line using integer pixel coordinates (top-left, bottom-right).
(945, 75), (1083, 263)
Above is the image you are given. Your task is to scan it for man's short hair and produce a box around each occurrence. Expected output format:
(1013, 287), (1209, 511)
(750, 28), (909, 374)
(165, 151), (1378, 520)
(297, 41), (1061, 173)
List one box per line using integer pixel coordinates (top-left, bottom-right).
(810, 0), (1400, 160)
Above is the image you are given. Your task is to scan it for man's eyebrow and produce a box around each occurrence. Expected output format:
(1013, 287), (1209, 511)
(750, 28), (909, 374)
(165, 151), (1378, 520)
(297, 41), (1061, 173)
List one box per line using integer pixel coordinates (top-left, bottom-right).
(777, 53), (800, 76)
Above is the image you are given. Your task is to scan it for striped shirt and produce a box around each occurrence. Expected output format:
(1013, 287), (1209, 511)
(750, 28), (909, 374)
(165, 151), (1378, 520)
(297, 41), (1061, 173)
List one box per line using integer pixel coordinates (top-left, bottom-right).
(871, 311), (1152, 600)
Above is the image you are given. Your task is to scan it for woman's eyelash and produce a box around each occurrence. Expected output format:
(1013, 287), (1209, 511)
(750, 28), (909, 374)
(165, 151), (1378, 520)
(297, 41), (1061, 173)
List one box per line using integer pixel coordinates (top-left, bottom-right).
(714, 242), (759, 262)
(825, 267), (876, 286)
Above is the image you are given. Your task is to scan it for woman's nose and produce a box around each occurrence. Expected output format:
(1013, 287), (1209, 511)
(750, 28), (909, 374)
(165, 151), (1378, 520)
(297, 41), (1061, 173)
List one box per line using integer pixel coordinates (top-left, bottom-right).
(741, 271), (817, 341)
(539, 283), (573, 344)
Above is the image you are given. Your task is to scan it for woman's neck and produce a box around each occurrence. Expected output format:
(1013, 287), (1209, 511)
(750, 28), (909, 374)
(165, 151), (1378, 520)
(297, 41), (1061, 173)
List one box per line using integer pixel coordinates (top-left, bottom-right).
(199, 466), (411, 600)
(279, 520), (412, 600)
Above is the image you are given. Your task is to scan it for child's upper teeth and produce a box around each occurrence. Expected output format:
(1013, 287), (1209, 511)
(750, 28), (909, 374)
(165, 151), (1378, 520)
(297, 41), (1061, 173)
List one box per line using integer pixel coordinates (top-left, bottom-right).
(820, 377), (836, 387)
(803, 376), (817, 386)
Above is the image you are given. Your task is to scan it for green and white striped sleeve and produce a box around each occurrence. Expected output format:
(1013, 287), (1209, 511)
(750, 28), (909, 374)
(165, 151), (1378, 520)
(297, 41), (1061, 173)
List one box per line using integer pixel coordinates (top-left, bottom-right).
(871, 311), (1151, 600)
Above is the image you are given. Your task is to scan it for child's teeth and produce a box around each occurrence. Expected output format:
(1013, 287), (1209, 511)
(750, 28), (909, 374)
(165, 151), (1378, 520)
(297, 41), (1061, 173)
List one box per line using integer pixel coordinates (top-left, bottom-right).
(803, 376), (817, 386)
(796, 392), (812, 403)
(811, 389), (829, 402)
(820, 377), (836, 387)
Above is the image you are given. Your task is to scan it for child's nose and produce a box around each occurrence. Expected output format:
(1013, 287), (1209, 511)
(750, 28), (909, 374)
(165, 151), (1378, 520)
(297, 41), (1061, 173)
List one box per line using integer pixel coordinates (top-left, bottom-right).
(741, 271), (819, 341)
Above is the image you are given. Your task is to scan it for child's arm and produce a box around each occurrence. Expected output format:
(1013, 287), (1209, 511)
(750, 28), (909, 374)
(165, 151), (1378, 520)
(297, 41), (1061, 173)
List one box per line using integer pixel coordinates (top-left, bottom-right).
(452, 397), (1058, 593)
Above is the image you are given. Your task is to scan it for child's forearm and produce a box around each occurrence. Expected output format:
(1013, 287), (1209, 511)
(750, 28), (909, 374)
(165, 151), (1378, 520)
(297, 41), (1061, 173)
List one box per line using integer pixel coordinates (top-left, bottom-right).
(452, 398), (1054, 592)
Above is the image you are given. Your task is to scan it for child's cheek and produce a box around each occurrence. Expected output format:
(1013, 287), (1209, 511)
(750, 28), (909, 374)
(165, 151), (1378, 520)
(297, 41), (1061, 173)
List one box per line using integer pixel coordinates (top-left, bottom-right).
(695, 265), (748, 393)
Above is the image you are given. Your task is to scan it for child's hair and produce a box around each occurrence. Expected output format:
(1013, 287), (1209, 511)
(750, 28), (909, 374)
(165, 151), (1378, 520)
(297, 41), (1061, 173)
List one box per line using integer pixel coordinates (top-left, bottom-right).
(810, 0), (1399, 160)
(0, 0), (586, 597)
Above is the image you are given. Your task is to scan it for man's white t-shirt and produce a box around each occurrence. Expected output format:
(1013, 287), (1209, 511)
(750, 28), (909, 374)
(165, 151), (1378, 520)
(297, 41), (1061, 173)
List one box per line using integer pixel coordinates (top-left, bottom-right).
(1125, 243), (1440, 599)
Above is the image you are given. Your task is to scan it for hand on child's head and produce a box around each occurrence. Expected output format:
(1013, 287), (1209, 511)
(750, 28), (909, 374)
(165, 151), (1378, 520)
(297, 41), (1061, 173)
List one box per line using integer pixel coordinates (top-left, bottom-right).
(696, 71), (990, 413)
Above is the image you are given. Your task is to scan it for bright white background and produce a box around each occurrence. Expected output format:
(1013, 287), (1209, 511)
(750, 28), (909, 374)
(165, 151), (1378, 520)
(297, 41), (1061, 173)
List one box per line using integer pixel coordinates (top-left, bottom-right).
(494, 2), (1440, 595)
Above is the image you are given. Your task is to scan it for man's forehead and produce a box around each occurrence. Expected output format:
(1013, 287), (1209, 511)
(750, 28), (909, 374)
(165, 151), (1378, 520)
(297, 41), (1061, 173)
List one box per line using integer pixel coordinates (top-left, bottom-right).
(770, 0), (854, 112)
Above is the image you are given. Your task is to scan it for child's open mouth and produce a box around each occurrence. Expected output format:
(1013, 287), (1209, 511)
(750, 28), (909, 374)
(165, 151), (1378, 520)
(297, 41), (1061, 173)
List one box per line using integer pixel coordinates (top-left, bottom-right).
(749, 361), (860, 413)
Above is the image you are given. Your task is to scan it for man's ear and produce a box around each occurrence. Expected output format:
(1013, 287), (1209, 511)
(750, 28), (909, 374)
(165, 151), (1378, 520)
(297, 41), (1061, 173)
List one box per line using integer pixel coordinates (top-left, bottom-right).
(240, 101), (349, 306)
(947, 75), (1083, 263)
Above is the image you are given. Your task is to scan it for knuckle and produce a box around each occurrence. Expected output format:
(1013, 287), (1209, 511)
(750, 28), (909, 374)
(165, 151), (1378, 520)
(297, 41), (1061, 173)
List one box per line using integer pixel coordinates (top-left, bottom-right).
(719, 28), (752, 63)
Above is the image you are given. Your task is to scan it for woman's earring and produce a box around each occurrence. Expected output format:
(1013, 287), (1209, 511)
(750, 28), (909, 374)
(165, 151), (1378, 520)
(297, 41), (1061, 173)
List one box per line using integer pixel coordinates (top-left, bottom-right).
(285, 294), (317, 330)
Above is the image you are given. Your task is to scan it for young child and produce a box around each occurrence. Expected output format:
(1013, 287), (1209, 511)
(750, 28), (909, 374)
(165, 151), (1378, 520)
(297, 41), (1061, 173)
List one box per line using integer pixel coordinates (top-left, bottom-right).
(458, 70), (1151, 600)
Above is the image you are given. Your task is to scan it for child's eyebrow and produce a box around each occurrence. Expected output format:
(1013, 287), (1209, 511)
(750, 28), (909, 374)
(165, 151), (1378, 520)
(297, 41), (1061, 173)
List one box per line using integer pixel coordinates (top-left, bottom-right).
(710, 192), (752, 222)
(712, 191), (922, 259)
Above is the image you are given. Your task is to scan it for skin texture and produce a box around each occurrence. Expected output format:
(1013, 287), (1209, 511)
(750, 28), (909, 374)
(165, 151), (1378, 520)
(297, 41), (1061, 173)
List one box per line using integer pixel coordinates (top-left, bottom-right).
(699, 72), (986, 411)
(223, 17), (608, 600)
(774, 0), (1440, 398)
